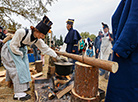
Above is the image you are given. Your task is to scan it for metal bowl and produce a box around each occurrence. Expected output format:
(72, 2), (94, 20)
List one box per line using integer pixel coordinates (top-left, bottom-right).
(54, 62), (74, 76)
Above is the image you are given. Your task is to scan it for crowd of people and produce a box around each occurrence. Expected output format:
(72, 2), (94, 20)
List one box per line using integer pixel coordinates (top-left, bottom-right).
(77, 22), (113, 79)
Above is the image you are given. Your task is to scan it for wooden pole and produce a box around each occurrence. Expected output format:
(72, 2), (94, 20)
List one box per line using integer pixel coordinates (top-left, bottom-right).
(55, 51), (118, 73)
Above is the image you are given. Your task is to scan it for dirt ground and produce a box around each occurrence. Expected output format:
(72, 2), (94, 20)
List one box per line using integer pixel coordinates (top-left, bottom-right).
(0, 55), (108, 102)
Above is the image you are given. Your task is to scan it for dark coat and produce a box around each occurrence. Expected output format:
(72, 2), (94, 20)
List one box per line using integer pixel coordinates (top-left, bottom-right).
(105, 0), (138, 102)
(64, 27), (81, 54)
(94, 35), (101, 51)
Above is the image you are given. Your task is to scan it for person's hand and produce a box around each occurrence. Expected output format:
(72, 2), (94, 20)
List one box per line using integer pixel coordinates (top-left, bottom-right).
(56, 56), (68, 62)
(96, 49), (99, 53)
(116, 53), (120, 57)
(109, 38), (113, 41)
(72, 50), (75, 52)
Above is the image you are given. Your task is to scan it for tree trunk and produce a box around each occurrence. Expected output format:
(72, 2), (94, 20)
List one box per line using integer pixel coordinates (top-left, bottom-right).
(71, 62), (99, 102)
(71, 88), (100, 102)
(74, 62), (98, 98)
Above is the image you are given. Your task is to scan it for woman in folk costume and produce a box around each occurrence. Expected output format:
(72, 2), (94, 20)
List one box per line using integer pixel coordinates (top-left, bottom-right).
(100, 22), (113, 79)
(106, 0), (138, 101)
(1, 16), (61, 101)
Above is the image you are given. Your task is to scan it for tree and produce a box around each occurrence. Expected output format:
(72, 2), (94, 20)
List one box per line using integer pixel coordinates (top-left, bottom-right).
(59, 35), (63, 45)
(89, 34), (96, 41)
(80, 32), (90, 39)
(0, 0), (57, 27)
(80, 32), (96, 41)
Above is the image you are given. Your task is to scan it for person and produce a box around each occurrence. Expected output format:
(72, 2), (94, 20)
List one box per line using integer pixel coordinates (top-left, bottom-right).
(100, 22), (113, 79)
(0, 27), (7, 66)
(79, 39), (85, 55)
(105, 0), (138, 102)
(0, 26), (7, 40)
(64, 19), (81, 70)
(82, 39), (87, 56)
(31, 44), (41, 62)
(86, 46), (94, 57)
(1, 16), (62, 101)
(3, 29), (8, 35)
(94, 31), (103, 58)
(88, 39), (94, 48)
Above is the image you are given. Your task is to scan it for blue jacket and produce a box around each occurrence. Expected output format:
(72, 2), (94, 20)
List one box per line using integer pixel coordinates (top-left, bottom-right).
(64, 27), (81, 54)
(94, 35), (101, 51)
(105, 0), (138, 102)
(86, 48), (94, 57)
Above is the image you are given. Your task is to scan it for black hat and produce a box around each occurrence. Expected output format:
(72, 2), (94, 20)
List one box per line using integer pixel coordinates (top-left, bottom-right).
(66, 19), (74, 25)
(36, 16), (53, 35)
(102, 22), (109, 29)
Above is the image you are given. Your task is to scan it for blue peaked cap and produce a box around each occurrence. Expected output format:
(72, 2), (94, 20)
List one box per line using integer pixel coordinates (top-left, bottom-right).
(66, 19), (74, 25)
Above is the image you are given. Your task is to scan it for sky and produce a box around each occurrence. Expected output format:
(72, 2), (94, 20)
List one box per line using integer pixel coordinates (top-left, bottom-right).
(20, 0), (121, 39)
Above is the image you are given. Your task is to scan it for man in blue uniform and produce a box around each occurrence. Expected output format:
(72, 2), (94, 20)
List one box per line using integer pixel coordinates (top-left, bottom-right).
(64, 19), (81, 54)
(105, 0), (138, 102)
(64, 19), (81, 70)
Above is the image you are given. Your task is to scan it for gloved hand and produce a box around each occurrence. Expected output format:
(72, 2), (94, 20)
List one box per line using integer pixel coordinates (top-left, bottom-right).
(56, 56), (68, 62)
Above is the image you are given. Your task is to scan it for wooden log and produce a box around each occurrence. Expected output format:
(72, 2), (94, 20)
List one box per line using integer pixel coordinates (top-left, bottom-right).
(0, 77), (6, 83)
(35, 60), (43, 72)
(56, 82), (74, 99)
(31, 72), (43, 79)
(71, 88), (100, 102)
(29, 67), (35, 71)
(0, 70), (6, 77)
(74, 62), (98, 98)
(54, 80), (69, 86)
(30, 67), (37, 75)
(34, 78), (53, 102)
(55, 51), (118, 73)
(47, 66), (55, 79)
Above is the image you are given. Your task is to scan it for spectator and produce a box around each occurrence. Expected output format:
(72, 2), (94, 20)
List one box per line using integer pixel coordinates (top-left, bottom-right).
(82, 39), (87, 56)
(88, 39), (94, 48)
(86, 46), (94, 57)
(0, 26), (7, 66)
(100, 22), (113, 79)
(31, 44), (41, 62)
(79, 39), (84, 55)
(3, 29), (8, 35)
(105, 0), (138, 101)
(94, 31), (103, 58)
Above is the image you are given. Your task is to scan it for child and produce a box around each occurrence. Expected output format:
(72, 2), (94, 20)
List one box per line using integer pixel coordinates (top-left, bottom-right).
(86, 46), (94, 57)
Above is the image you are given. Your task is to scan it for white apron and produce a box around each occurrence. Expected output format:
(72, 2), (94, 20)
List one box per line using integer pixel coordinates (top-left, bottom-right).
(100, 35), (112, 60)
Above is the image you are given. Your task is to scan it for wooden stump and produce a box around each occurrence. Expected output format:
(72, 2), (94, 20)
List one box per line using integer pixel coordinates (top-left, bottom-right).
(71, 88), (100, 102)
(74, 62), (98, 98)
(35, 60), (43, 72)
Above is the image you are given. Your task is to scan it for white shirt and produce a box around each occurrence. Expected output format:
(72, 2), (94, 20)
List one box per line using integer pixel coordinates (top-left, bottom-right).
(10, 29), (57, 58)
